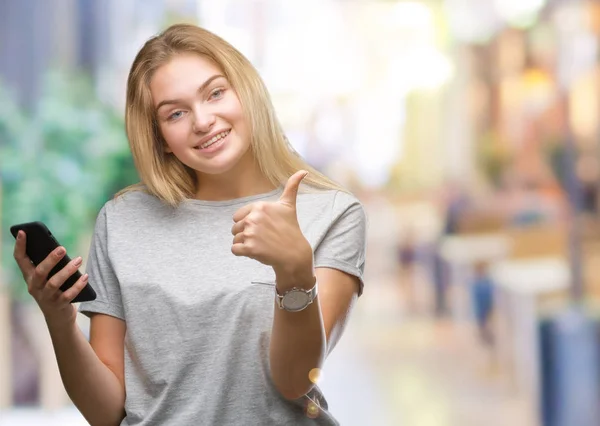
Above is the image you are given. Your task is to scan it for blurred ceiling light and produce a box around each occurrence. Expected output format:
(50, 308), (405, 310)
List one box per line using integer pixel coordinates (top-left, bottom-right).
(388, 47), (454, 93)
(353, 94), (405, 188)
(494, 0), (547, 28)
(385, 1), (433, 30)
(444, 0), (502, 43)
(261, 7), (365, 97)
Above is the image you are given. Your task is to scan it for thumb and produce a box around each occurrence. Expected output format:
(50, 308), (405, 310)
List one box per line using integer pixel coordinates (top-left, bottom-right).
(279, 170), (308, 207)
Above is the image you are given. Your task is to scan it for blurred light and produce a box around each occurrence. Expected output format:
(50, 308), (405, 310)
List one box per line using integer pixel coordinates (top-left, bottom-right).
(388, 48), (454, 92)
(261, 1), (364, 97)
(308, 368), (322, 384)
(494, 0), (546, 28)
(196, 0), (256, 60)
(385, 2), (433, 31)
(521, 68), (554, 114)
(352, 93), (404, 188)
(445, 0), (547, 42)
(305, 400), (320, 419)
(444, 0), (502, 44)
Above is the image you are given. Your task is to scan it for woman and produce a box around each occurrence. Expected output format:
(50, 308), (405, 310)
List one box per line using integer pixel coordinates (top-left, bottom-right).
(12, 24), (366, 425)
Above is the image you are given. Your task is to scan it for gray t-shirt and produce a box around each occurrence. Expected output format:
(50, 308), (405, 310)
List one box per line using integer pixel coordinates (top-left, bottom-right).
(78, 185), (366, 425)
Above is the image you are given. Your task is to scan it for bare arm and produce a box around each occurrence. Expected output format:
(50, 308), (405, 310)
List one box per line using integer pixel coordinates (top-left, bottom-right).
(269, 267), (359, 400)
(49, 314), (126, 426)
(13, 230), (126, 426)
(230, 172), (364, 401)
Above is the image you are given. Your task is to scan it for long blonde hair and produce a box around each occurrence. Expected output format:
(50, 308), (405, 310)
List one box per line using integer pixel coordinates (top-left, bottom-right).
(117, 23), (345, 207)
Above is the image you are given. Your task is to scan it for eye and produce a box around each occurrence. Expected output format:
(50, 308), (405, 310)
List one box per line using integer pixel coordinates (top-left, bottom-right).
(209, 88), (225, 100)
(168, 111), (184, 121)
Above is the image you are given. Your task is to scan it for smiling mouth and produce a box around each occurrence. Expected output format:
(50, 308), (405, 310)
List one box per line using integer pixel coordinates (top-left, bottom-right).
(194, 130), (231, 150)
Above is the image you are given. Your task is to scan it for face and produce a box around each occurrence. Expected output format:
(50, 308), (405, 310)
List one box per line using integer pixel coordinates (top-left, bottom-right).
(151, 54), (251, 177)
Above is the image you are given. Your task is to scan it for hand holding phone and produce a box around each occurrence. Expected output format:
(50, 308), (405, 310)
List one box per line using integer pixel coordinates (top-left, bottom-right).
(11, 222), (96, 328)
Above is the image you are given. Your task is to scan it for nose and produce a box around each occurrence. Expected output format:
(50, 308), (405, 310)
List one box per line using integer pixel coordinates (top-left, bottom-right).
(192, 108), (216, 134)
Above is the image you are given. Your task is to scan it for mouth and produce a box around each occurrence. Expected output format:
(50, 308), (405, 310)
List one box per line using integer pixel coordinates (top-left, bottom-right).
(194, 129), (231, 150)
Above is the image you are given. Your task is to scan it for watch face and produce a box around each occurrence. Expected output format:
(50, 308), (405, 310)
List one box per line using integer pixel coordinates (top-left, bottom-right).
(283, 290), (310, 311)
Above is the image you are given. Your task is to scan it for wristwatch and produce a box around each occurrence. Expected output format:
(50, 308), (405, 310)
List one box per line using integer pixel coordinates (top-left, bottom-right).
(275, 280), (318, 312)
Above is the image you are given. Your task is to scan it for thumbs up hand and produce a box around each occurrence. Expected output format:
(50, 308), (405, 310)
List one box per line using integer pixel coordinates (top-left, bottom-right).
(231, 171), (314, 280)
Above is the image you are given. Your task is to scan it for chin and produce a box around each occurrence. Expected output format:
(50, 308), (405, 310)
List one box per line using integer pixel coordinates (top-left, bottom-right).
(193, 153), (248, 176)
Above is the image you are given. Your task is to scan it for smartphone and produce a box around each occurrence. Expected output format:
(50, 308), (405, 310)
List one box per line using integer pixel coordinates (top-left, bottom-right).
(10, 221), (96, 303)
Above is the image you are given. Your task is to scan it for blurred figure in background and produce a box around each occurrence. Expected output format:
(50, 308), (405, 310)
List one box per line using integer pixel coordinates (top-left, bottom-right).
(470, 261), (495, 348)
(396, 227), (418, 313)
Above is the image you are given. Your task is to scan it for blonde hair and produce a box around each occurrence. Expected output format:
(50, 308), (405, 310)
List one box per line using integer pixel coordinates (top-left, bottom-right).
(117, 23), (345, 207)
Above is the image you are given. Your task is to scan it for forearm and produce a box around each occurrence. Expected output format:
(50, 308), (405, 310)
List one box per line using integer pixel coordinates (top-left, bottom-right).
(269, 271), (326, 400)
(48, 321), (125, 426)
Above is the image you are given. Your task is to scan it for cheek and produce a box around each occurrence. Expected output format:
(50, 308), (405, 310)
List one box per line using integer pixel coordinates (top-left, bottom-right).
(224, 96), (246, 125)
(228, 105), (249, 138)
(161, 123), (189, 150)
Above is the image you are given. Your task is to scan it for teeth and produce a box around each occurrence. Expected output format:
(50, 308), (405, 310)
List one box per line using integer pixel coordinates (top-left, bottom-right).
(199, 130), (229, 149)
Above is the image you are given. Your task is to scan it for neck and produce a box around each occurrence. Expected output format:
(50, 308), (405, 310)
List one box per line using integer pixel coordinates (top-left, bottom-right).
(194, 156), (276, 201)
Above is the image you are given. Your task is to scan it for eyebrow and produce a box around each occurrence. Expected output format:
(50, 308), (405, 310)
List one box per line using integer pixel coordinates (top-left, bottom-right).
(155, 74), (226, 112)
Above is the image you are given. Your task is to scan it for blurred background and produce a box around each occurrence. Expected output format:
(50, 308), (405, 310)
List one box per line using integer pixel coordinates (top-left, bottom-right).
(1, 0), (600, 425)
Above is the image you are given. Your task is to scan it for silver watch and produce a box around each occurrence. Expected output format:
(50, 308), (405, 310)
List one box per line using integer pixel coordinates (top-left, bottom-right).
(275, 281), (318, 312)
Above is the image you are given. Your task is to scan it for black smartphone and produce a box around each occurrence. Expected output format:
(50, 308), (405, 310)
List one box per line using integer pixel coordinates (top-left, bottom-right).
(10, 221), (96, 303)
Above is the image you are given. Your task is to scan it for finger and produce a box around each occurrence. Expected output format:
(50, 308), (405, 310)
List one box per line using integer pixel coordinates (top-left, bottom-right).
(231, 219), (246, 236)
(279, 170), (308, 207)
(46, 256), (83, 292)
(232, 233), (245, 245)
(61, 273), (89, 303)
(231, 242), (251, 257)
(33, 247), (67, 288)
(13, 231), (35, 277)
(231, 240), (256, 257)
(232, 203), (254, 223)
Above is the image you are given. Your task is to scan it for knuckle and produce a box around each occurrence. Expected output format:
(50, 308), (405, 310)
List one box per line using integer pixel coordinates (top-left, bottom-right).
(46, 278), (58, 290)
(248, 212), (261, 223)
(33, 266), (46, 280)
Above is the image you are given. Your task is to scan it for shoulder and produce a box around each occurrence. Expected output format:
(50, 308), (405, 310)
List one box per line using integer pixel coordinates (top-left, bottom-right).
(94, 188), (174, 233)
(297, 185), (366, 223)
(104, 188), (168, 217)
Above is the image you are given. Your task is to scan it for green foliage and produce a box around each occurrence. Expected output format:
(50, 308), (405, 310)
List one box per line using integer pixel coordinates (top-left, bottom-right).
(0, 71), (139, 300)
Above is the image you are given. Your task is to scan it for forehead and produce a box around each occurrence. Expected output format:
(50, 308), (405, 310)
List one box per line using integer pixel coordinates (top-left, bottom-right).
(150, 54), (223, 104)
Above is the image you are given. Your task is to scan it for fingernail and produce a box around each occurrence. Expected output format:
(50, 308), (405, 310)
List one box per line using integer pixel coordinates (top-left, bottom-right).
(57, 247), (66, 256)
(17, 231), (23, 239)
(74, 257), (82, 266)
(82, 274), (89, 282)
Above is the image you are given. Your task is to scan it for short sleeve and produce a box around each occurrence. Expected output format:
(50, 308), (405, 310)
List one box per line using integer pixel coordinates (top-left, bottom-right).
(78, 205), (125, 320)
(314, 191), (367, 296)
